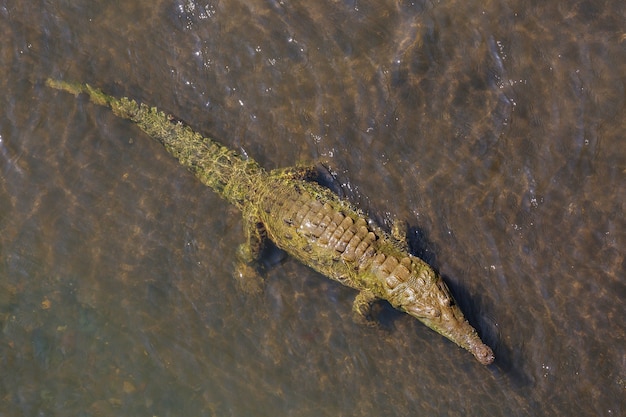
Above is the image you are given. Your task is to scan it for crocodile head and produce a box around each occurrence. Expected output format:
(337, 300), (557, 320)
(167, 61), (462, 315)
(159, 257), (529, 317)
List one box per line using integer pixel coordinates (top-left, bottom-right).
(388, 267), (495, 365)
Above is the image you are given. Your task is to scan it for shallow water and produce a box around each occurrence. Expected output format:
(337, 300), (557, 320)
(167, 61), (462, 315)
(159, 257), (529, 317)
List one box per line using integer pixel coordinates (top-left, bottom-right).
(0, 0), (624, 415)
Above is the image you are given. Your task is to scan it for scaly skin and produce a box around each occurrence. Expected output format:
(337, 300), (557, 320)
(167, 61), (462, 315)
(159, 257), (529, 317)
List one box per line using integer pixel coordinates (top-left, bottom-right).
(46, 79), (495, 365)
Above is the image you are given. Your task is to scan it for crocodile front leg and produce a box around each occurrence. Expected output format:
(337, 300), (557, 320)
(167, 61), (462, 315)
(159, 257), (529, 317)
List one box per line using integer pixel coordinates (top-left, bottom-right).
(352, 290), (379, 325)
(391, 219), (409, 252)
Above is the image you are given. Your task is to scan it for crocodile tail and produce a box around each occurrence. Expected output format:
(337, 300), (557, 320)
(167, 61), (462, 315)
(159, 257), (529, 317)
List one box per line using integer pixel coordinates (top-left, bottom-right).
(46, 79), (262, 209)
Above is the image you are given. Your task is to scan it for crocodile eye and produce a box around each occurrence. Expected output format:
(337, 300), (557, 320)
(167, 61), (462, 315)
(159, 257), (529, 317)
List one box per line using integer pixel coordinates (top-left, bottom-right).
(407, 304), (440, 319)
(436, 281), (454, 307)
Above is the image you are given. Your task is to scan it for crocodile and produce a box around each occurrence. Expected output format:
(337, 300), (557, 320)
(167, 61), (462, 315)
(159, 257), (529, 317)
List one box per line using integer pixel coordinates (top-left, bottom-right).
(46, 79), (495, 365)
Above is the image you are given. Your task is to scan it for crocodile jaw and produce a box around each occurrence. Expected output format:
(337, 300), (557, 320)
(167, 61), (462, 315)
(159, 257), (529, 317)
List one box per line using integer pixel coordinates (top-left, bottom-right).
(391, 276), (495, 365)
(406, 305), (495, 365)
(466, 334), (495, 365)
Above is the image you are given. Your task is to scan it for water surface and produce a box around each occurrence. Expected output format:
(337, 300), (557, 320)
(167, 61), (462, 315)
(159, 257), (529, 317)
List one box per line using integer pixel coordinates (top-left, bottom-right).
(0, 1), (624, 416)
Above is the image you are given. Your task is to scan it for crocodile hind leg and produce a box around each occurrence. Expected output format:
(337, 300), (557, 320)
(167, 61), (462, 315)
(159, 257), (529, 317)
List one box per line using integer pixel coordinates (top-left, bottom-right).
(234, 209), (267, 294)
(269, 165), (317, 181)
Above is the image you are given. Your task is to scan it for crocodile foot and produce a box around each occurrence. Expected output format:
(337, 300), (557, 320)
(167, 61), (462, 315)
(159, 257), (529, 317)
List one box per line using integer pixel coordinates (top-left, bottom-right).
(234, 261), (264, 295)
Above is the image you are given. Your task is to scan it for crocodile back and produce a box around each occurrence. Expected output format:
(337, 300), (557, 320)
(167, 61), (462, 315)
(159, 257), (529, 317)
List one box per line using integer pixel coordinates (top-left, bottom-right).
(256, 175), (413, 298)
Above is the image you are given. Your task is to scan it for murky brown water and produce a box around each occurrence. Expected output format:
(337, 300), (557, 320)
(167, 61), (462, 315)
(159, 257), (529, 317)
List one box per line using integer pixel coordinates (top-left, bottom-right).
(1, 0), (624, 415)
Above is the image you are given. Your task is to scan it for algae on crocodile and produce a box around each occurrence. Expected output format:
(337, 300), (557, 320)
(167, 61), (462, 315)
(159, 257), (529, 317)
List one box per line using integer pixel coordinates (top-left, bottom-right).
(46, 79), (495, 365)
